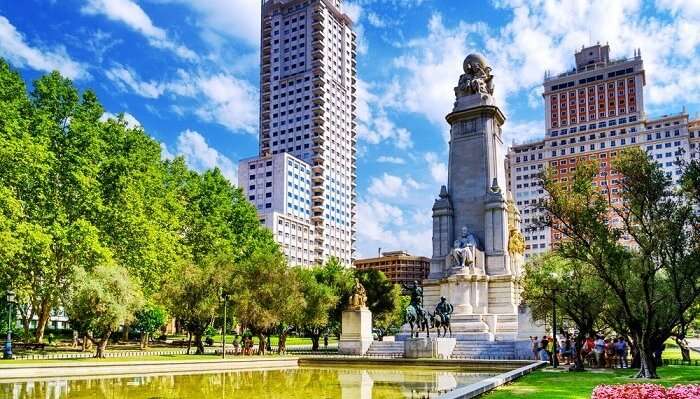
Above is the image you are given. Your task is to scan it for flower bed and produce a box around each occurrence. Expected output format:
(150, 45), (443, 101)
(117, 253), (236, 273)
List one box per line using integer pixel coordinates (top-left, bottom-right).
(592, 384), (700, 399)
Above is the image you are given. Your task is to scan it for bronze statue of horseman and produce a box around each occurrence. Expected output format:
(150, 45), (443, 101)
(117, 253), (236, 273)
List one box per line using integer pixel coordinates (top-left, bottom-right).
(402, 282), (453, 338)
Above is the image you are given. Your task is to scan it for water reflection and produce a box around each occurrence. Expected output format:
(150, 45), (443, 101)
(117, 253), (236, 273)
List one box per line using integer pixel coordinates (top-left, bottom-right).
(0, 366), (493, 399)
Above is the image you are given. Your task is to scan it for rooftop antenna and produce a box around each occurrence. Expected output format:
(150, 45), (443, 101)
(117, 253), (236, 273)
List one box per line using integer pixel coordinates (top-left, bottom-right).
(378, 247), (381, 257)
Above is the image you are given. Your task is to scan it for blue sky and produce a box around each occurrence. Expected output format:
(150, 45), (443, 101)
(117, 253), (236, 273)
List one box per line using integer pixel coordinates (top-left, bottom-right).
(1, 0), (699, 258)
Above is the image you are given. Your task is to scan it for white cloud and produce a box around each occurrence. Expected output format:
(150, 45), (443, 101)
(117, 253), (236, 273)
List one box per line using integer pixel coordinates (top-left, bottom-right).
(356, 79), (414, 149)
(175, 129), (237, 182)
(376, 156), (405, 164)
(160, 142), (174, 160)
(0, 16), (89, 80)
(342, 2), (363, 23)
(368, 173), (408, 198)
(193, 74), (259, 134)
(355, 198), (432, 258)
(424, 152), (447, 184)
(154, 0), (260, 46)
(366, 12), (387, 28)
(105, 65), (165, 98)
(502, 119), (545, 146)
(100, 111), (142, 128)
(81, 0), (197, 61)
(104, 66), (258, 134)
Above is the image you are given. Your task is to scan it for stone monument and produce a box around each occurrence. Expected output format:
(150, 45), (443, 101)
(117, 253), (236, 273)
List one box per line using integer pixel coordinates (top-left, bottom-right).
(418, 53), (542, 350)
(338, 279), (373, 355)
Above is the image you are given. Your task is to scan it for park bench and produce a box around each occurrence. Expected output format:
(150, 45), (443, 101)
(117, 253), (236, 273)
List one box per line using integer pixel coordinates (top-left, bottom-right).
(12, 342), (46, 351)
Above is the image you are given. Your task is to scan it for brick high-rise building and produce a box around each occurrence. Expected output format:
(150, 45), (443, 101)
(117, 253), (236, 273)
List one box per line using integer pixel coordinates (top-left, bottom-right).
(508, 44), (696, 258)
(239, 0), (357, 266)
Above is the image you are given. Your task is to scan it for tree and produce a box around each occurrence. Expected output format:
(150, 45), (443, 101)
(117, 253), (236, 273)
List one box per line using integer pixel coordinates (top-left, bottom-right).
(133, 303), (168, 350)
(293, 267), (338, 351)
(64, 264), (143, 358)
(160, 261), (224, 355)
(521, 253), (607, 370)
(539, 148), (700, 378)
(310, 258), (355, 341)
(229, 251), (304, 354)
(0, 62), (184, 342)
(355, 269), (401, 337)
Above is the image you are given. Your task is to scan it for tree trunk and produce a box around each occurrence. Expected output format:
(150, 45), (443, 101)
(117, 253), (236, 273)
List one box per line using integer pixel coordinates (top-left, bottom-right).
(140, 331), (146, 350)
(186, 331), (192, 355)
(310, 333), (320, 351)
(278, 331), (287, 354)
(571, 334), (586, 371)
(35, 300), (51, 343)
(193, 333), (204, 355)
(94, 332), (111, 358)
(122, 325), (129, 342)
(634, 347), (658, 379)
(258, 334), (267, 355)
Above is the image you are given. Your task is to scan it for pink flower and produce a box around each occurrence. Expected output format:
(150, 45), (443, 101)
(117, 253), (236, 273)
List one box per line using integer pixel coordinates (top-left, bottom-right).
(591, 384), (700, 399)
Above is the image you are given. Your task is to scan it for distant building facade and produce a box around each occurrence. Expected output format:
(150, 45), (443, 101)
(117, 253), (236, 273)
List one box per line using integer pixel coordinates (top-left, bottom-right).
(239, 0), (357, 266)
(353, 251), (430, 287)
(507, 43), (697, 258)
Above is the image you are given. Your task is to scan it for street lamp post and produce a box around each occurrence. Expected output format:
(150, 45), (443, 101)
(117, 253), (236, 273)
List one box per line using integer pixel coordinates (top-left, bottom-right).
(4, 290), (15, 360)
(552, 288), (559, 368)
(220, 290), (229, 359)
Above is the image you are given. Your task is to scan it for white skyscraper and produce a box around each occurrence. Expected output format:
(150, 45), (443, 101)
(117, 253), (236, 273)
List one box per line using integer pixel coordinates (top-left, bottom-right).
(239, 0), (357, 266)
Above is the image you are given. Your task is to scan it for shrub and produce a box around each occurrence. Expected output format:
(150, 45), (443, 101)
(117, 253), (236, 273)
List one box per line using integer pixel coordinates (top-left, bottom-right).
(592, 384), (700, 399)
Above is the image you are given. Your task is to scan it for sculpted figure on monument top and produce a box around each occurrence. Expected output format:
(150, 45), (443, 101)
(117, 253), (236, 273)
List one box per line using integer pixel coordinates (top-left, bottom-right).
(455, 53), (494, 98)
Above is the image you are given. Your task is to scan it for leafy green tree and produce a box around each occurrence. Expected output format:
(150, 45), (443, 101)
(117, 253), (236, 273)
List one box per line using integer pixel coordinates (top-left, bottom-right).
(293, 267), (338, 351)
(64, 264), (143, 358)
(355, 269), (401, 336)
(133, 303), (168, 350)
(0, 62), (184, 342)
(521, 253), (607, 370)
(229, 251), (304, 354)
(160, 261), (224, 355)
(540, 148), (700, 378)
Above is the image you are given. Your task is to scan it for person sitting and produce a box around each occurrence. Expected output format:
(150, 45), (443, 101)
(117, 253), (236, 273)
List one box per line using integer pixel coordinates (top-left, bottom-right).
(562, 338), (573, 365)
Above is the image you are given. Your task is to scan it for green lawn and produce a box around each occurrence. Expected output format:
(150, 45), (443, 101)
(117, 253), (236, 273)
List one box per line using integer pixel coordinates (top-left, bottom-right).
(484, 366), (700, 399)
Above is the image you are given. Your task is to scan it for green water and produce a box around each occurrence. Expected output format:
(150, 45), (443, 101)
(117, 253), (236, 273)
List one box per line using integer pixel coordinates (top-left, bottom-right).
(0, 365), (495, 398)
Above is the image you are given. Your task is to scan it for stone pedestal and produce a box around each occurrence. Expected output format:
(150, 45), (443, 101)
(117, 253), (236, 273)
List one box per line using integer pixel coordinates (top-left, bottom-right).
(338, 308), (373, 355)
(404, 337), (457, 359)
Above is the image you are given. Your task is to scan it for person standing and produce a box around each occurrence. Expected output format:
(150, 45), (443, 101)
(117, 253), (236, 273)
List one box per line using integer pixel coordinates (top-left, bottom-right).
(531, 336), (539, 361)
(546, 337), (555, 366)
(540, 336), (549, 362)
(594, 335), (605, 368)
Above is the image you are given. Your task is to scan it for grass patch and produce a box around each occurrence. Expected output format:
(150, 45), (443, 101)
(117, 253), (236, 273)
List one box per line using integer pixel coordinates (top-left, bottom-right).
(484, 366), (700, 399)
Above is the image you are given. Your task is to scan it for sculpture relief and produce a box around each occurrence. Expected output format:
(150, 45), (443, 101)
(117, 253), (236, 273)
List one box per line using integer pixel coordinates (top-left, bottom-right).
(455, 53), (494, 98)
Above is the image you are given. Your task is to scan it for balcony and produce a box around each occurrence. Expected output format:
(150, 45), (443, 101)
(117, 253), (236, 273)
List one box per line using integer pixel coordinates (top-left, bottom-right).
(311, 104), (325, 116)
(312, 114), (325, 125)
(312, 173), (325, 183)
(312, 29), (325, 41)
(312, 133), (325, 145)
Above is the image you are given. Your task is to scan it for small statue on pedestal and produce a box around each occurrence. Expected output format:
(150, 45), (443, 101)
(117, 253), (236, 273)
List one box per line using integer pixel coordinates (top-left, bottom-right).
(347, 278), (368, 310)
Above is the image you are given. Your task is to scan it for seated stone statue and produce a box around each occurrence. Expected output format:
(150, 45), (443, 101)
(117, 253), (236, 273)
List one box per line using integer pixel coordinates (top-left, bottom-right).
(448, 226), (480, 274)
(347, 278), (368, 310)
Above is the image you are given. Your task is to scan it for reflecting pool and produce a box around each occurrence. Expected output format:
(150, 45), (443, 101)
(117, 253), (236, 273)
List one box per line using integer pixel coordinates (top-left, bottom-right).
(0, 365), (496, 398)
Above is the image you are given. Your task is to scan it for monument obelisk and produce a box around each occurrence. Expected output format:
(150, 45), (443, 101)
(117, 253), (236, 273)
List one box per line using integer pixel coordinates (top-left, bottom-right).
(422, 54), (532, 343)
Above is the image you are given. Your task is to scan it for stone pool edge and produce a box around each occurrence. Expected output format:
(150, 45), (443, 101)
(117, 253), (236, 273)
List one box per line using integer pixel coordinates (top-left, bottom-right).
(0, 358), (300, 379)
(438, 360), (548, 399)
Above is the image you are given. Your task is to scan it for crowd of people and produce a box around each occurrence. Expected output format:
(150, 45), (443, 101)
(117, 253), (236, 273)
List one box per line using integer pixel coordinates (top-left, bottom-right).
(530, 335), (630, 368)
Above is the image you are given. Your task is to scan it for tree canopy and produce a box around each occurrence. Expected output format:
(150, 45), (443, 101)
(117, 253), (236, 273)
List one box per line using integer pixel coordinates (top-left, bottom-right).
(537, 147), (700, 378)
